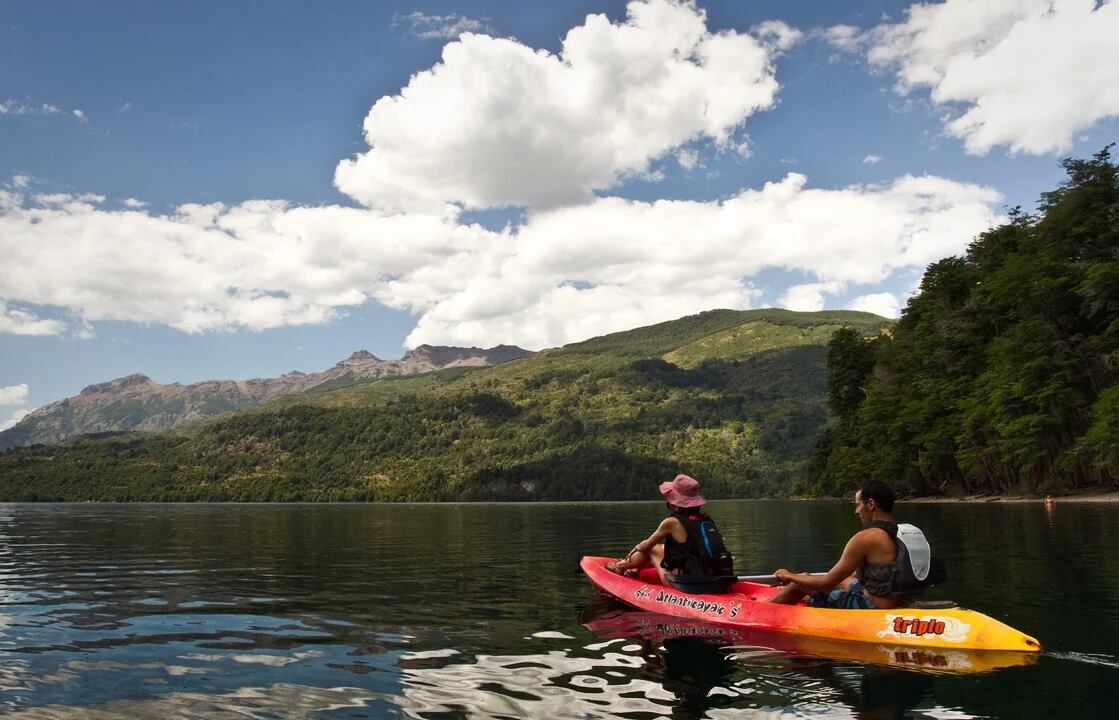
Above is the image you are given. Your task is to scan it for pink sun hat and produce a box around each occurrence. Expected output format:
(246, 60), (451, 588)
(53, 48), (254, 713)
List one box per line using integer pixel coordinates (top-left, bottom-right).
(659, 474), (706, 508)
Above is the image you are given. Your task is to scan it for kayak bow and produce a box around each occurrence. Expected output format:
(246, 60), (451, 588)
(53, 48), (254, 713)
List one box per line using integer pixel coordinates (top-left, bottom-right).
(580, 556), (1040, 652)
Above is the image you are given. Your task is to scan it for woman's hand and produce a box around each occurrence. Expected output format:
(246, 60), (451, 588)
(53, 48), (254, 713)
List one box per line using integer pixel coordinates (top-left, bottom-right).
(774, 569), (794, 585)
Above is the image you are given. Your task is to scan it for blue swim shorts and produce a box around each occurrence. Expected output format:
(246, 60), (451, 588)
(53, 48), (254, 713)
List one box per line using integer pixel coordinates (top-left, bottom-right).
(808, 579), (875, 609)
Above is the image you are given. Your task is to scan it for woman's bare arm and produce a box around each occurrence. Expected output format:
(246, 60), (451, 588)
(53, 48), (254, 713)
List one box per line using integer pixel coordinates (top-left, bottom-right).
(627, 517), (681, 558)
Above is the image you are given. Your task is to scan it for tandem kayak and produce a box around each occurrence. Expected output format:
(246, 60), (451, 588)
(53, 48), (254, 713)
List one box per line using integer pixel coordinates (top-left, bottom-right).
(580, 556), (1040, 653)
(580, 596), (1038, 674)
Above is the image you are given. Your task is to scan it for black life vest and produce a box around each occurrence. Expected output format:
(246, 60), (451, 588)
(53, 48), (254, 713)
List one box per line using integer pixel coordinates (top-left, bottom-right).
(661, 511), (734, 577)
(860, 520), (947, 597)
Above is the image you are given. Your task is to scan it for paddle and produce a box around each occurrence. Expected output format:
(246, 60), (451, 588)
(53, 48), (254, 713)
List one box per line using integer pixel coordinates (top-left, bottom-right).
(664, 570), (826, 594)
(734, 571), (826, 584)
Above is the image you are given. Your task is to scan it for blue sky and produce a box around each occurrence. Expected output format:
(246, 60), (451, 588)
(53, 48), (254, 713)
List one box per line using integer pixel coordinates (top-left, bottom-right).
(2, 0), (1117, 427)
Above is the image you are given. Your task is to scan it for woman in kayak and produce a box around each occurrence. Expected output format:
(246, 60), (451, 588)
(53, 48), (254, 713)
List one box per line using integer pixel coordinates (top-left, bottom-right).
(606, 474), (733, 583)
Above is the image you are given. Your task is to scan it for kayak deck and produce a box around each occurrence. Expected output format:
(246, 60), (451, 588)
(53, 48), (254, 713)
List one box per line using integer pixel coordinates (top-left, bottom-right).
(580, 556), (1040, 652)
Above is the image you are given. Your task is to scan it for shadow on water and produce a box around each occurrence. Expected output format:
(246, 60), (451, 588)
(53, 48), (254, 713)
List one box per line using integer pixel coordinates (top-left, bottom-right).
(577, 595), (953, 720)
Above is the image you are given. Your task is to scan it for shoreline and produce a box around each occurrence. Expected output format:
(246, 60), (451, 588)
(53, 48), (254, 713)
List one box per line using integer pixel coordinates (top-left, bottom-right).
(906, 491), (1119, 504)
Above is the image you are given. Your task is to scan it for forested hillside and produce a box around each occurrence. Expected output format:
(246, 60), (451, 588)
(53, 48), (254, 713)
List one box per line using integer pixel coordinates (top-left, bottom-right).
(0, 310), (888, 501)
(805, 148), (1119, 497)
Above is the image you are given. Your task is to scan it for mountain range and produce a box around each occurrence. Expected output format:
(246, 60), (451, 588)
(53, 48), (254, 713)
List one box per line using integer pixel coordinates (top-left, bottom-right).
(0, 308), (890, 501)
(0, 344), (532, 450)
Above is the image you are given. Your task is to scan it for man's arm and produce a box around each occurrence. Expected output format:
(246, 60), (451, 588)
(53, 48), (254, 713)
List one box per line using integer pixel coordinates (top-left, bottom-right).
(773, 532), (866, 594)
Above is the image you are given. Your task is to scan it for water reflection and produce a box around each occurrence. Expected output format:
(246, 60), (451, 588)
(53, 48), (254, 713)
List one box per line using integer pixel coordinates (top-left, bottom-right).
(575, 596), (1019, 720)
(389, 636), (863, 719)
(0, 502), (1111, 718)
(0, 683), (389, 719)
(0, 600), (977, 719)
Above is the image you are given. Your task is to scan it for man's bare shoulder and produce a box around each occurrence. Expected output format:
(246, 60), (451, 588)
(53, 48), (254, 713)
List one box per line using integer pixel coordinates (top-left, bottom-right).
(852, 525), (894, 545)
(853, 525), (897, 559)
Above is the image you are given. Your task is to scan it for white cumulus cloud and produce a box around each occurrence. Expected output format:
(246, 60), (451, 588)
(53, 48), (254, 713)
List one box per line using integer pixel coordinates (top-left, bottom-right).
(0, 302), (65, 335)
(821, 24), (863, 52)
(863, 154), (882, 165)
(832, 0), (1119, 156)
(33, 192), (105, 209)
(0, 196), (493, 334)
(0, 384), (29, 406)
(391, 172), (1003, 348)
(848, 291), (901, 318)
(0, 171), (1002, 349)
(752, 19), (804, 52)
(779, 283), (842, 312)
(0, 409), (31, 432)
(336, 0), (795, 211)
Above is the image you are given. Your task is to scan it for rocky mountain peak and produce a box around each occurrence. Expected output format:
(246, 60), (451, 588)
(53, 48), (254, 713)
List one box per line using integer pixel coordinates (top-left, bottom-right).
(79, 373), (155, 396)
(337, 350), (382, 366)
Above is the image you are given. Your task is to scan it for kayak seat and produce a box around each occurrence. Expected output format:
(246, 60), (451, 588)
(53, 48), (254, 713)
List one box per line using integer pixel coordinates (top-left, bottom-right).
(665, 574), (735, 595)
(906, 599), (958, 610)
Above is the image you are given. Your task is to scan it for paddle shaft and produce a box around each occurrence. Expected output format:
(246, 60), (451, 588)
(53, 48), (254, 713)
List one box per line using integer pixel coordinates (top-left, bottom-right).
(737, 571), (827, 583)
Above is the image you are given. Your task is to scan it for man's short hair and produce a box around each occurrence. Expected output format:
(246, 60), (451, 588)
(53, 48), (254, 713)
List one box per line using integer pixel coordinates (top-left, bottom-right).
(858, 480), (895, 512)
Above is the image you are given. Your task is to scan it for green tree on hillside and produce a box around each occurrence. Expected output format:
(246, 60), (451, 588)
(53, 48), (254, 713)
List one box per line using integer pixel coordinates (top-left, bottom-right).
(809, 147), (1119, 496)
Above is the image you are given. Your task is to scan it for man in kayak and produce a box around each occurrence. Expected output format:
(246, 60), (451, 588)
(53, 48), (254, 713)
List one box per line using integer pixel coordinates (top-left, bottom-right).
(606, 474), (733, 584)
(768, 480), (907, 609)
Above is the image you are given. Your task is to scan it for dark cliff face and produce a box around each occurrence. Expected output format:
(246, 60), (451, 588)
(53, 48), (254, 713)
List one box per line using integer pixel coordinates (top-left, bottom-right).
(483, 345), (536, 365)
(404, 344), (534, 367)
(0, 345), (534, 451)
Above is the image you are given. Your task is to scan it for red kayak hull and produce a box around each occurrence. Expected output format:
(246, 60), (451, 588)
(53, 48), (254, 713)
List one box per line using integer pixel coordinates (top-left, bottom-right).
(580, 556), (1040, 652)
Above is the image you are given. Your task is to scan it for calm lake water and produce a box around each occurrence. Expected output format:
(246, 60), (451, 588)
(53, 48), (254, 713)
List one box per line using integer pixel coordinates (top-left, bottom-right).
(0, 500), (1115, 718)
